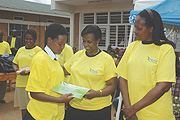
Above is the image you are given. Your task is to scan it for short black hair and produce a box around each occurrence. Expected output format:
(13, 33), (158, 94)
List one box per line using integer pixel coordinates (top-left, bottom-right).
(24, 29), (37, 42)
(81, 25), (102, 41)
(110, 50), (115, 54)
(45, 23), (67, 46)
(138, 9), (175, 48)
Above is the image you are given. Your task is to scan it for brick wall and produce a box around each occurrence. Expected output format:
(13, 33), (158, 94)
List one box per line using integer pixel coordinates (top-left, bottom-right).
(0, 10), (69, 24)
(0, 10), (70, 49)
(0, 23), (8, 41)
(74, 13), (79, 50)
(29, 25), (45, 48)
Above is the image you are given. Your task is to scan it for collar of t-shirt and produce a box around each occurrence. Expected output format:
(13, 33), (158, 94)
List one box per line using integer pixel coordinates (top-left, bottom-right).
(44, 45), (58, 61)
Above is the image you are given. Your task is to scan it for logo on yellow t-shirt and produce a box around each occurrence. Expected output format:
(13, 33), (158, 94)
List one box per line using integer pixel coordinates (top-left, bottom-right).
(147, 57), (158, 64)
(90, 68), (98, 74)
(29, 55), (34, 57)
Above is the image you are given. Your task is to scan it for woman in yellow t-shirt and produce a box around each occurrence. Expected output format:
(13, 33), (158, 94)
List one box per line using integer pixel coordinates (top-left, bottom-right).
(63, 25), (117, 120)
(117, 9), (176, 120)
(12, 29), (42, 118)
(23, 23), (73, 120)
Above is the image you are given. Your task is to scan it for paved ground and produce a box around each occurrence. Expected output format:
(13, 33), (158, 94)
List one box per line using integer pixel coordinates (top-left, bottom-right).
(0, 87), (21, 120)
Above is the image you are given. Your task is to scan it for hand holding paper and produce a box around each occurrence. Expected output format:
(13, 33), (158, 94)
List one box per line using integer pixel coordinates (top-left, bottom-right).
(16, 65), (30, 75)
(51, 82), (90, 99)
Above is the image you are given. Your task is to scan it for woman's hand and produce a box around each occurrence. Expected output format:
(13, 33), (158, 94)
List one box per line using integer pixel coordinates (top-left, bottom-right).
(84, 89), (99, 99)
(128, 114), (138, 120)
(20, 70), (29, 75)
(122, 106), (137, 119)
(58, 93), (74, 103)
(30, 92), (74, 103)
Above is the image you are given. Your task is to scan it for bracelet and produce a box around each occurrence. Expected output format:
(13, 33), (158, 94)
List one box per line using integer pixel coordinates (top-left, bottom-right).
(99, 90), (102, 97)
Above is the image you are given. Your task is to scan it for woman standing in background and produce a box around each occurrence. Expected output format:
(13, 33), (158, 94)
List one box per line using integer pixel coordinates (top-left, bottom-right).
(13, 29), (42, 118)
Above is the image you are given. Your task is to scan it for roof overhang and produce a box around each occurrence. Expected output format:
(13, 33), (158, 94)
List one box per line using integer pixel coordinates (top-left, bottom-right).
(51, 0), (134, 13)
(0, 7), (70, 18)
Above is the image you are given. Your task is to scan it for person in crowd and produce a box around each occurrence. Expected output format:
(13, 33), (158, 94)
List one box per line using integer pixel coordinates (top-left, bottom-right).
(172, 51), (180, 119)
(110, 50), (119, 67)
(58, 44), (73, 83)
(116, 9), (176, 120)
(12, 29), (42, 118)
(0, 30), (12, 104)
(115, 48), (119, 57)
(110, 50), (117, 61)
(107, 44), (113, 54)
(63, 25), (117, 120)
(72, 47), (77, 54)
(7, 30), (23, 56)
(23, 23), (73, 120)
(118, 49), (125, 59)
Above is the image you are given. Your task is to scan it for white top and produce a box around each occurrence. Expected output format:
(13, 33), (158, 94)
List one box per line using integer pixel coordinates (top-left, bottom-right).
(44, 45), (58, 60)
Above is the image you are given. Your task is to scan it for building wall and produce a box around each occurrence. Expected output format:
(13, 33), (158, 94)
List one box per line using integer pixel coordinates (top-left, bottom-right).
(0, 23), (8, 41)
(29, 25), (45, 48)
(0, 10), (70, 49)
(0, 10), (69, 24)
(72, 1), (133, 50)
(73, 13), (79, 50)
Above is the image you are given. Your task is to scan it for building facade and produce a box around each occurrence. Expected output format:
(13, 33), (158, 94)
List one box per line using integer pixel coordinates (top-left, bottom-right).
(0, 0), (70, 48)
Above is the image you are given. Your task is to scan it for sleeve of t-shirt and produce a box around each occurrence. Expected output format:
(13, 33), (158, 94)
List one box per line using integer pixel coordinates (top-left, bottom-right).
(64, 54), (75, 74)
(26, 56), (49, 93)
(64, 46), (74, 63)
(13, 47), (22, 65)
(116, 43), (132, 80)
(156, 45), (176, 84)
(6, 43), (12, 54)
(104, 55), (117, 81)
(35, 46), (42, 53)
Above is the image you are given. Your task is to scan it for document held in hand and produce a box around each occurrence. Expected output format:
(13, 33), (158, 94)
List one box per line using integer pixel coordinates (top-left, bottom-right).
(16, 65), (30, 74)
(51, 81), (90, 99)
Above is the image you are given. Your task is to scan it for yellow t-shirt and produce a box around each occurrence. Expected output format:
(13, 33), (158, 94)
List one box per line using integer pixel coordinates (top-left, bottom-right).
(58, 44), (73, 83)
(116, 40), (175, 120)
(10, 37), (16, 48)
(58, 44), (73, 65)
(13, 46), (42, 87)
(26, 51), (65, 120)
(64, 49), (117, 110)
(0, 41), (12, 55)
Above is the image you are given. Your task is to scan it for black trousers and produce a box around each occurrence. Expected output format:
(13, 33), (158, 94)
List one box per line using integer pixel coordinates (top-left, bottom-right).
(65, 104), (111, 120)
(0, 81), (7, 100)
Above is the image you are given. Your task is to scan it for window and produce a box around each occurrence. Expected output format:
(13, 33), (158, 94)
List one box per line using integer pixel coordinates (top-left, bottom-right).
(82, 11), (131, 49)
(110, 12), (121, 24)
(84, 13), (94, 24)
(109, 25), (131, 48)
(99, 28), (106, 47)
(122, 11), (130, 23)
(66, 27), (70, 44)
(13, 16), (24, 21)
(109, 26), (116, 46)
(97, 12), (108, 24)
(46, 19), (55, 23)
(9, 23), (28, 41)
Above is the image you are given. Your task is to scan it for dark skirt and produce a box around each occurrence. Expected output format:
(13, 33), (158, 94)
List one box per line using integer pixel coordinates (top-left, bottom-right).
(65, 104), (111, 120)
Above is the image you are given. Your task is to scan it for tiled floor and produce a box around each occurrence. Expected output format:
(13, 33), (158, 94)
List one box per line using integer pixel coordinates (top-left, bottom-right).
(0, 84), (117, 120)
